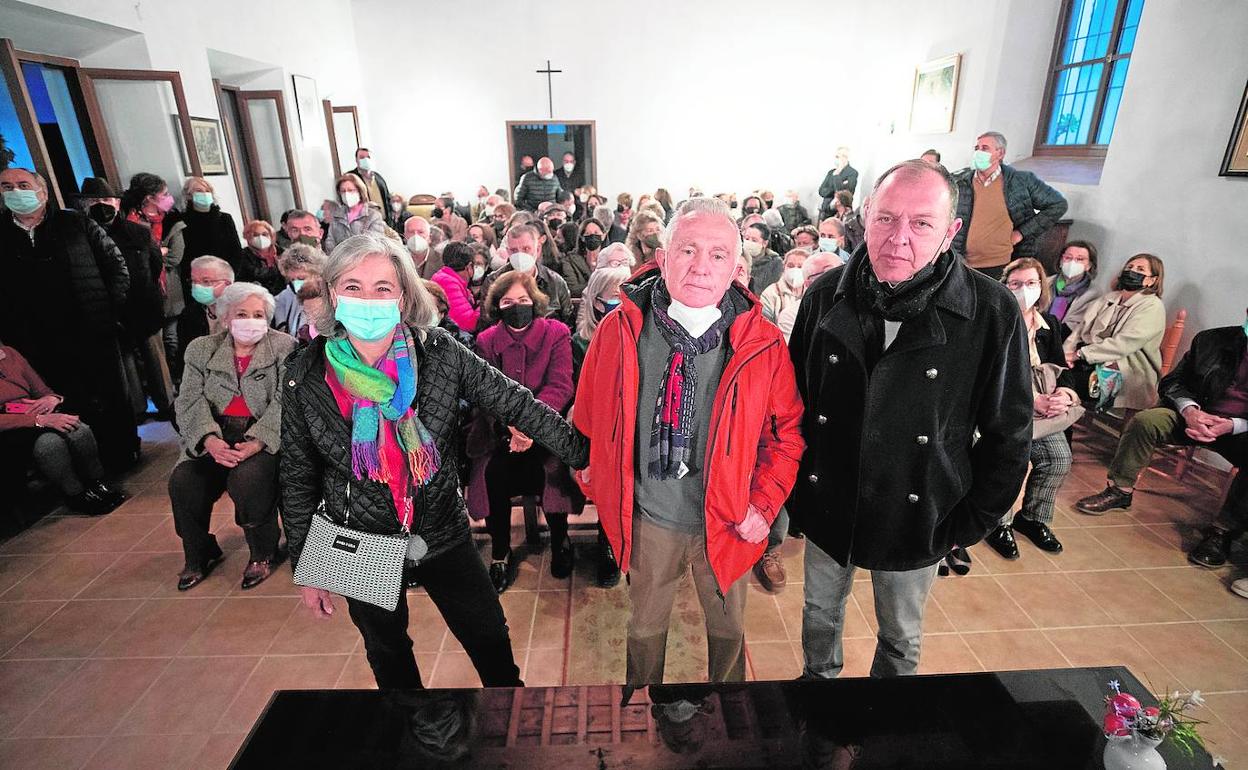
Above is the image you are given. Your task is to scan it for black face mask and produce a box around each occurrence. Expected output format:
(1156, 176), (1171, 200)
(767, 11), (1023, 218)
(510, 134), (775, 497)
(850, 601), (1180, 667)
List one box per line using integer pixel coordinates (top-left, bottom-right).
(88, 203), (116, 227)
(763, 199), (774, 209)
(432, 207), (444, 219)
(581, 234), (603, 251)
(547, 219), (564, 231)
(729, 200), (738, 209)
(744, 207), (760, 215)
(500, 303), (534, 329)
(1118, 269), (1147, 291)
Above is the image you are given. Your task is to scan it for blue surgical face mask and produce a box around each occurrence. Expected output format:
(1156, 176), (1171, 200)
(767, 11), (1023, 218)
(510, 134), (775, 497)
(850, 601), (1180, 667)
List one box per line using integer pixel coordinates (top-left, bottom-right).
(334, 295), (401, 341)
(1242, 319), (1248, 339)
(3, 189), (42, 215)
(818, 237), (839, 253)
(291, 279), (306, 293)
(190, 283), (218, 305)
(191, 191), (214, 211)
(972, 150), (993, 172)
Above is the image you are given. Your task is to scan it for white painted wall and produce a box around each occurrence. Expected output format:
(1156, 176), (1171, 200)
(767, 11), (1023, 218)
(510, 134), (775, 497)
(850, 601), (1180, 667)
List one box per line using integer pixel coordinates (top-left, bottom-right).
(8, 0), (372, 227)
(349, 0), (1058, 211)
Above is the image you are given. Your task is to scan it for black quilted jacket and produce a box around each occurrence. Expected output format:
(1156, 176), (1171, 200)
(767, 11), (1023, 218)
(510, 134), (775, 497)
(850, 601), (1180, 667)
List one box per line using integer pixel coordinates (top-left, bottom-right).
(280, 326), (589, 569)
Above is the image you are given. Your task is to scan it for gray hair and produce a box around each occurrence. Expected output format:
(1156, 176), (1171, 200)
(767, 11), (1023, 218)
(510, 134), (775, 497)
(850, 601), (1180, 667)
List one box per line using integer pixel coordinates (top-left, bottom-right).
(314, 232), (439, 338)
(592, 204), (614, 228)
(869, 159), (960, 223)
(663, 197), (742, 259)
(762, 208), (784, 229)
(596, 242), (634, 270)
(576, 266), (628, 340)
(217, 281), (275, 322)
(278, 243), (326, 276)
(190, 255), (235, 281)
(978, 131), (1008, 152)
(821, 218), (846, 237)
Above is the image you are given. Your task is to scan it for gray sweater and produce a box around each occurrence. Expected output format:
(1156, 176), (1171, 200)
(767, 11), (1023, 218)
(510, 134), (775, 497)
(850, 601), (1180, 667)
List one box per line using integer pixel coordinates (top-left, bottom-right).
(633, 312), (727, 533)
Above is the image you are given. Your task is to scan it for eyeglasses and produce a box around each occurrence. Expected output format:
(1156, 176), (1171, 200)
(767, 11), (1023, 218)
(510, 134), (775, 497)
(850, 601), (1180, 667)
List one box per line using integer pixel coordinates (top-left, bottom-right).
(604, 259), (630, 268)
(1005, 280), (1042, 290)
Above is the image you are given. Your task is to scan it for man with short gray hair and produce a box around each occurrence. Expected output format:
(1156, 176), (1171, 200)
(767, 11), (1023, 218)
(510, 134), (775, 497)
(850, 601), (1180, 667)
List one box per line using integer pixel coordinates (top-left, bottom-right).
(952, 131), (1068, 279)
(515, 157), (561, 212)
(789, 159), (1032, 679)
(574, 197), (804, 685)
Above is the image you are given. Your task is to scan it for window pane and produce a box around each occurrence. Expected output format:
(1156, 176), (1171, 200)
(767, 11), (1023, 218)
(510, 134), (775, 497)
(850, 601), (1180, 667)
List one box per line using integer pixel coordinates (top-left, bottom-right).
(21, 63), (100, 195)
(1095, 59), (1131, 144)
(1117, 0), (1145, 53)
(1062, 0), (1118, 64)
(0, 76), (36, 171)
(244, 98), (289, 179)
(1045, 63), (1105, 145)
(91, 78), (187, 191)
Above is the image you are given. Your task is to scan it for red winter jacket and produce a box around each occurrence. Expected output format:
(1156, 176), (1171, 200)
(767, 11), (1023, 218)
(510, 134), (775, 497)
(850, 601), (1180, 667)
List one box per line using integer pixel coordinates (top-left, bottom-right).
(573, 272), (805, 595)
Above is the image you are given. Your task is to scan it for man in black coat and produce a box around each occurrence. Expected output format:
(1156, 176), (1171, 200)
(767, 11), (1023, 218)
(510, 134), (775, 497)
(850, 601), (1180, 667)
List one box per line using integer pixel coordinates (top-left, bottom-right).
(0, 167), (139, 469)
(554, 151), (584, 192)
(788, 160), (1032, 679)
(1075, 318), (1248, 578)
(349, 147), (395, 228)
(817, 146), (858, 221)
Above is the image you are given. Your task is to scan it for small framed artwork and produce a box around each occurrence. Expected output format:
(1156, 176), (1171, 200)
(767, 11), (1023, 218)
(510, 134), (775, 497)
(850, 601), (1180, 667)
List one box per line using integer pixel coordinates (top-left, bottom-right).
(291, 74), (320, 145)
(910, 54), (962, 134)
(187, 116), (228, 175)
(1219, 80), (1248, 177)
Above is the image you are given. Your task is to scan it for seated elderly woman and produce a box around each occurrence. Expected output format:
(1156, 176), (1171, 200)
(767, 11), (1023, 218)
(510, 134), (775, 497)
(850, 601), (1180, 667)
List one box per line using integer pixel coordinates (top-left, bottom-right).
(171, 282), (296, 591)
(1047, 240), (1104, 339)
(596, 241), (635, 272)
(273, 243), (327, 337)
(281, 233), (586, 690)
(1062, 253), (1166, 413)
(0, 343), (125, 515)
(759, 248), (811, 343)
(237, 220), (286, 295)
(467, 271), (577, 593)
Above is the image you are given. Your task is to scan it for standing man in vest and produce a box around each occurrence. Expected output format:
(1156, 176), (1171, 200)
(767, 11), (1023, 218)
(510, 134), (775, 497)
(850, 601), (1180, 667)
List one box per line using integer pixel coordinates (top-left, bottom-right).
(349, 148), (395, 228)
(951, 131), (1068, 279)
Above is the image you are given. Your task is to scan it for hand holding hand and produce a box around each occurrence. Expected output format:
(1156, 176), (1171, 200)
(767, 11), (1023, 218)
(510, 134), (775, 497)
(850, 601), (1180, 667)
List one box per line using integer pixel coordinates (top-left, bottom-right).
(204, 435), (243, 467)
(734, 504), (770, 544)
(231, 439), (265, 461)
(26, 395), (61, 415)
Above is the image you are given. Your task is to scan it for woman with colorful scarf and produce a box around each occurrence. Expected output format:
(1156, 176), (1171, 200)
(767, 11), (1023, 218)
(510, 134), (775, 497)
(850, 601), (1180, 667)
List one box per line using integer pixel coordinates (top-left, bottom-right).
(1046, 240), (1103, 339)
(281, 234), (588, 689)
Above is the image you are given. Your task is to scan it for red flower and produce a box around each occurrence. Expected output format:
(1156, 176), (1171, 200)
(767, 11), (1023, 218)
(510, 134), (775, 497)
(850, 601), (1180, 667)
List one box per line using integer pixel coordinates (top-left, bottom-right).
(1141, 706), (1160, 718)
(1104, 714), (1132, 737)
(1110, 693), (1141, 718)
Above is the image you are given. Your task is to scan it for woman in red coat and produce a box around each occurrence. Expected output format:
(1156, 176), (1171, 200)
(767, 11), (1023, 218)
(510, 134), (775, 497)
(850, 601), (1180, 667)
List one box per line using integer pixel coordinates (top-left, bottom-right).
(466, 271), (577, 593)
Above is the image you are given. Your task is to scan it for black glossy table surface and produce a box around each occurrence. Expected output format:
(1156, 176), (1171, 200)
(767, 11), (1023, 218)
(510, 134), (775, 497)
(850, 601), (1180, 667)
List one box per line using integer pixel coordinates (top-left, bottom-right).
(231, 666), (1217, 769)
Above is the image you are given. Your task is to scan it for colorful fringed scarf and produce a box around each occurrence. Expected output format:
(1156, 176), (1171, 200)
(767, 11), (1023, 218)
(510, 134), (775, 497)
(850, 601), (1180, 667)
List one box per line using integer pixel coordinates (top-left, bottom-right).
(325, 325), (440, 491)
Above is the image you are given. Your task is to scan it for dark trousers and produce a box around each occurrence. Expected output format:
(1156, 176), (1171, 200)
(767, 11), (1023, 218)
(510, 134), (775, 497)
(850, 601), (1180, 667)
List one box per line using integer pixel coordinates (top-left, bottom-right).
(168, 418), (280, 566)
(33, 335), (138, 468)
(346, 538), (523, 689)
(484, 447), (567, 560)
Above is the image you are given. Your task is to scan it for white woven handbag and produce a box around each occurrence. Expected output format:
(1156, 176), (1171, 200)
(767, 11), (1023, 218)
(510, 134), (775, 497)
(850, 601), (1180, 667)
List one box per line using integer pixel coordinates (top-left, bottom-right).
(293, 509), (409, 611)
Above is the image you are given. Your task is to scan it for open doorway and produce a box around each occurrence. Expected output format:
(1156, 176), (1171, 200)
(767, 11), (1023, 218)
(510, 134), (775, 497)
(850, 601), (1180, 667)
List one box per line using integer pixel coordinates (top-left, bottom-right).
(505, 120), (596, 194)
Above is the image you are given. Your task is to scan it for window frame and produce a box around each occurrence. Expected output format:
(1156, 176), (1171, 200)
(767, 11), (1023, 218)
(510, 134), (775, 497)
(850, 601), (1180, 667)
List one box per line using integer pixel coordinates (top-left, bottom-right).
(1032, 0), (1137, 158)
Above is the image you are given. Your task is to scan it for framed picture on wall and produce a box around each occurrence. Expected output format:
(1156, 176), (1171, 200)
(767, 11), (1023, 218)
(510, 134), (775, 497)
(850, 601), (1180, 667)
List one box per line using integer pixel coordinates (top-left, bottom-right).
(910, 54), (962, 134)
(1220, 80), (1248, 176)
(176, 116), (228, 175)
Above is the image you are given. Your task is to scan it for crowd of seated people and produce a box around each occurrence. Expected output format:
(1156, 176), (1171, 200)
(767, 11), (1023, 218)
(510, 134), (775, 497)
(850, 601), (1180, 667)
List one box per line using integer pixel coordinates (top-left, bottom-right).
(4, 131), (1247, 697)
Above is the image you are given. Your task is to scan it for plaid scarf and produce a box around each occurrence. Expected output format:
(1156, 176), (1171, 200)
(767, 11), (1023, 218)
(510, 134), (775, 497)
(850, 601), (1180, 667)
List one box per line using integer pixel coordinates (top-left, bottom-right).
(647, 282), (737, 480)
(324, 325), (440, 489)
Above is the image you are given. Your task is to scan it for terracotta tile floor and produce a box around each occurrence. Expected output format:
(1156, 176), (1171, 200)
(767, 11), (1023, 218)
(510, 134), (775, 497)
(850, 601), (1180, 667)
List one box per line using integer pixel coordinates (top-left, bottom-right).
(1, 422), (1246, 768)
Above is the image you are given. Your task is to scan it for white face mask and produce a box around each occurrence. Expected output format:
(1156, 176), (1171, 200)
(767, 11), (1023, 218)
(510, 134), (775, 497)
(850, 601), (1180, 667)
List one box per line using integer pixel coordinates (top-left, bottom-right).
(390, 201), (403, 213)
(509, 250), (537, 273)
(406, 234), (428, 254)
(784, 267), (805, 288)
(1060, 260), (1086, 279)
(540, 172), (554, 181)
(342, 191), (361, 208)
(667, 298), (723, 338)
(563, 163), (574, 174)
(230, 318), (268, 344)
(472, 264), (486, 281)
(742, 240), (763, 259)
(248, 235), (272, 251)
(1012, 285), (1042, 311)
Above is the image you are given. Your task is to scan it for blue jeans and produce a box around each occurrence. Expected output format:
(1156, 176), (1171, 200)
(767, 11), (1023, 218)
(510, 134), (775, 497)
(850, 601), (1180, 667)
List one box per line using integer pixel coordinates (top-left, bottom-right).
(801, 539), (939, 678)
(767, 506), (789, 552)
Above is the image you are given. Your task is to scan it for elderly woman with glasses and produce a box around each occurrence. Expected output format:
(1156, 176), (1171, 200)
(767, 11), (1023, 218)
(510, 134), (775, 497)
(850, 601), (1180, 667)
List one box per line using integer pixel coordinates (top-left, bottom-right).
(171, 282), (296, 591)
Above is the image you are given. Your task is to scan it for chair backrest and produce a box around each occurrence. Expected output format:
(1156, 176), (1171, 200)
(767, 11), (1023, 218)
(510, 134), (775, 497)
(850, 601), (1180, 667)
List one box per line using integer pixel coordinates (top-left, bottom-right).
(1159, 307), (1187, 376)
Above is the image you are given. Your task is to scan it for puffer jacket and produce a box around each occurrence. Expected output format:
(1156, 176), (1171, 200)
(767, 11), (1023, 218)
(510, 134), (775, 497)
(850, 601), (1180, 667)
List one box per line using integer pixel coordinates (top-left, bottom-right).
(280, 327), (589, 569)
(514, 171), (561, 212)
(572, 270), (805, 595)
(951, 164), (1068, 259)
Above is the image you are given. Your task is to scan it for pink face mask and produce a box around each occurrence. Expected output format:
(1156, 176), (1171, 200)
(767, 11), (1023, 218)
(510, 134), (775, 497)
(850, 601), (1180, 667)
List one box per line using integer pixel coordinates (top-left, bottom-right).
(156, 192), (175, 212)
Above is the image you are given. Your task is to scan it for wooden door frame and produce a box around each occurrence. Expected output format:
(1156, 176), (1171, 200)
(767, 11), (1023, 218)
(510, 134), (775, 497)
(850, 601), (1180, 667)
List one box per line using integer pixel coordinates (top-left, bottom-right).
(504, 119), (598, 193)
(322, 100), (360, 178)
(234, 89), (303, 222)
(1, 38), (64, 207)
(78, 67), (202, 180)
(213, 80), (254, 223)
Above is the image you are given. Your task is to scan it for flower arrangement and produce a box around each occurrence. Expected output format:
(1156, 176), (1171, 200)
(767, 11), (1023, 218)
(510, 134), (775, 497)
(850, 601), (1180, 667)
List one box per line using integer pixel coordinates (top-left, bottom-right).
(1102, 680), (1208, 757)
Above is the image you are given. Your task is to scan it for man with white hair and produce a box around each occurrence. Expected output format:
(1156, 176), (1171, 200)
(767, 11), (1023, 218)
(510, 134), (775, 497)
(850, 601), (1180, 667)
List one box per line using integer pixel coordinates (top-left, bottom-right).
(574, 197), (805, 686)
(515, 157), (561, 212)
(1, 166), (138, 468)
(178, 255), (235, 365)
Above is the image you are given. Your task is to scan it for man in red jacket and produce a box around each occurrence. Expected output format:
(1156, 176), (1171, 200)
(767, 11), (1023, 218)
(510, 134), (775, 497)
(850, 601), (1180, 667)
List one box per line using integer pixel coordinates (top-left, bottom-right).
(573, 197), (804, 685)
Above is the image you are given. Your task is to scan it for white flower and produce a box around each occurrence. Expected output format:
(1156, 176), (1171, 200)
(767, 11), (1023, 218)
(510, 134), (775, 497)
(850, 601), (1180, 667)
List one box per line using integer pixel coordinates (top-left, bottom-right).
(1189, 690), (1205, 707)
(1211, 755), (1225, 768)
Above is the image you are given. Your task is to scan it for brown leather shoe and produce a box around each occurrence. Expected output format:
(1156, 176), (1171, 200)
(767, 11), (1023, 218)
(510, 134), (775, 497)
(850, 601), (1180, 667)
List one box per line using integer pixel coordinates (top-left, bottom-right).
(1074, 485), (1133, 515)
(754, 550), (787, 592)
(177, 552), (224, 591)
(241, 545), (288, 590)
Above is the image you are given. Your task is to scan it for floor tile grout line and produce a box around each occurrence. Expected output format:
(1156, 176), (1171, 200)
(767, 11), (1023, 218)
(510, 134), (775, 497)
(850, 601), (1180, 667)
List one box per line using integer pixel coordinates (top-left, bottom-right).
(0, 598), (70, 659)
(1, 657), (90, 741)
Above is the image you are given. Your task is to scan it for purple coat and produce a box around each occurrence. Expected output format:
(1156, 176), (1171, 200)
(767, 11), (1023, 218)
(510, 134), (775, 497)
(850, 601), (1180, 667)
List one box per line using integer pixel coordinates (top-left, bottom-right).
(466, 317), (577, 518)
